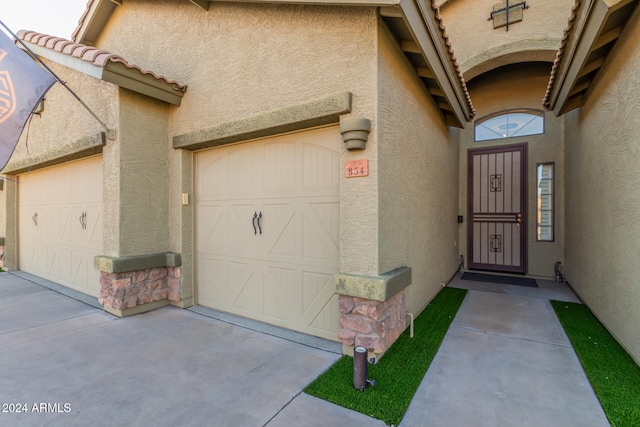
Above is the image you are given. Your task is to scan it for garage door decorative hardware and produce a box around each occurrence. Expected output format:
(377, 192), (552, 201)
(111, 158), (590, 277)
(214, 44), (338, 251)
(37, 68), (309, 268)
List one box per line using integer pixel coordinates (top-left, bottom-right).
(32, 212), (37, 226)
(252, 211), (263, 235)
(79, 211), (87, 230)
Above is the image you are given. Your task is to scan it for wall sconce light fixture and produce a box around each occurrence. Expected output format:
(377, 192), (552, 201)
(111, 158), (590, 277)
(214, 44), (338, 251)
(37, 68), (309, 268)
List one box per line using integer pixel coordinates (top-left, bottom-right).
(340, 117), (371, 151)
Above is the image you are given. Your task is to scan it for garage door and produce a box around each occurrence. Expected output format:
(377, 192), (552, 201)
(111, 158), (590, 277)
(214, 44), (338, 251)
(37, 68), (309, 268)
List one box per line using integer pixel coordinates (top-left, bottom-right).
(196, 127), (340, 341)
(19, 156), (103, 297)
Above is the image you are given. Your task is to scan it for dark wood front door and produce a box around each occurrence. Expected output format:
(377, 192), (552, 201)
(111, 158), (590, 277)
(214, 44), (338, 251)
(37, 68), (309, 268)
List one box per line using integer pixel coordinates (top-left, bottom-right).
(468, 144), (526, 273)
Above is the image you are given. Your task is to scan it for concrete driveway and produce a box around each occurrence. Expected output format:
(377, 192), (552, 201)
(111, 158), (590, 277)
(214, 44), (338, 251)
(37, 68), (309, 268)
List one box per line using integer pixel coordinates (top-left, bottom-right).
(0, 272), (381, 427)
(0, 271), (609, 426)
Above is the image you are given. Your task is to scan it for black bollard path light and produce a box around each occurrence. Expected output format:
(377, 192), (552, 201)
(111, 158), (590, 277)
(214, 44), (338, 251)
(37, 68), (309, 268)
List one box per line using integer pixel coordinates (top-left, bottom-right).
(353, 346), (375, 391)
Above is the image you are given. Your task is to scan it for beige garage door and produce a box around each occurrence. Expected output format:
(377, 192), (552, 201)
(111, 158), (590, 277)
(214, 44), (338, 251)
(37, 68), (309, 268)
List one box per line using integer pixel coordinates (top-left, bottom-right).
(19, 156), (103, 297)
(196, 127), (340, 341)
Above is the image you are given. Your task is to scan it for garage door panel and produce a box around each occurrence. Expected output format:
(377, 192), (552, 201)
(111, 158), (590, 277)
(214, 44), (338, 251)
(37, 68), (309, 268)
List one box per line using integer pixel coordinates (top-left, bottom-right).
(262, 141), (298, 193)
(62, 208), (76, 242)
(302, 201), (340, 264)
(231, 267), (262, 315)
(262, 266), (296, 322)
(196, 127), (340, 340)
(196, 256), (227, 306)
(19, 157), (103, 297)
(227, 146), (260, 197)
(71, 251), (91, 290)
(196, 204), (224, 253)
(196, 152), (229, 200)
(85, 205), (102, 247)
(46, 245), (60, 280)
(303, 142), (340, 192)
(306, 296), (340, 340)
(264, 203), (298, 259)
(227, 204), (258, 254)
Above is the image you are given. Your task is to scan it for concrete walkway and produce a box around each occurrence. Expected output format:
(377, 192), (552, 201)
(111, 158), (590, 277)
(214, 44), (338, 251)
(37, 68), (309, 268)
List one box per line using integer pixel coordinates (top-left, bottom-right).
(0, 272), (608, 426)
(400, 275), (609, 426)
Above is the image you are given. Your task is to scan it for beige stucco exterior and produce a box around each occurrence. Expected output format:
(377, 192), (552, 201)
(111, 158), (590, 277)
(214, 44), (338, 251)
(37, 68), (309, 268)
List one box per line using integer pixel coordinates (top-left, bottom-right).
(112, 89), (170, 257)
(377, 20), (459, 314)
(2, 0), (639, 362)
(93, 2), (381, 289)
(563, 6), (640, 362)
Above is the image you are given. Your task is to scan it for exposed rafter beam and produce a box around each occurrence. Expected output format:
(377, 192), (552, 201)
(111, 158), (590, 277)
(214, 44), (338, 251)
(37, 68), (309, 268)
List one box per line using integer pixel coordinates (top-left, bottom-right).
(560, 95), (584, 115)
(429, 86), (445, 97)
(379, 6), (403, 18)
(400, 40), (421, 54)
(569, 80), (590, 97)
(438, 101), (453, 111)
(417, 67), (435, 79)
(189, 0), (210, 10)
(578, 56), (605, 78)
(592, 26), (623, 51)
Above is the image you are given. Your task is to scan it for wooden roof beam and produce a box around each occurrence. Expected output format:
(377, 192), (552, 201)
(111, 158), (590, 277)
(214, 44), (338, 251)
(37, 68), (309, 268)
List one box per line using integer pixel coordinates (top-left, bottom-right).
(417, 67), (435, 79)
(592, 26), (623, 51)
(400, 40), (421, 54)
(578, 56), (605, 78)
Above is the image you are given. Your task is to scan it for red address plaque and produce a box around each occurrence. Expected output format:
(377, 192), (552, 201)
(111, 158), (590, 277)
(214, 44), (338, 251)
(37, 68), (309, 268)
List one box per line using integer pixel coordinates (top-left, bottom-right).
(346, 159), (368, 178)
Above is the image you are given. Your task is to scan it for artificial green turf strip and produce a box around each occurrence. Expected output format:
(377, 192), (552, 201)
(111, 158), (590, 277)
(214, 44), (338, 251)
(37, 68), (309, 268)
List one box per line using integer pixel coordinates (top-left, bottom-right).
(551, 300), (640, 427)
(304, 287), (467, 426)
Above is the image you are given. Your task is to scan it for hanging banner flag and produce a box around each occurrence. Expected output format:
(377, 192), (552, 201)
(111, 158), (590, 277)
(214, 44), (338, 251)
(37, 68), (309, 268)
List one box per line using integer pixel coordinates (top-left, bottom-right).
(0, 30), (56, 170)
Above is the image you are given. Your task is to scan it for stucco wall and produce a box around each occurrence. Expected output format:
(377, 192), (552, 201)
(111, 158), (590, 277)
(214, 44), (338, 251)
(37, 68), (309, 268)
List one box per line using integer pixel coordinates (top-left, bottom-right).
(563, 9), (640, 363)
(440, 0), (574, 79)
(95, 1), (379, 276)
(111, 89), (170, 256)
(6, 60), (118, 161)
(459, 63), (565, 278)
(377, 20), (459, 315)
(95, 1), (377, 136)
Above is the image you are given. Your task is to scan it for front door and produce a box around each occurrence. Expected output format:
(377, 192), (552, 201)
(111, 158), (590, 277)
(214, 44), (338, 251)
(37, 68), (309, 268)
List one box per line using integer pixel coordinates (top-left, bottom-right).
(468, 144), (526, 273)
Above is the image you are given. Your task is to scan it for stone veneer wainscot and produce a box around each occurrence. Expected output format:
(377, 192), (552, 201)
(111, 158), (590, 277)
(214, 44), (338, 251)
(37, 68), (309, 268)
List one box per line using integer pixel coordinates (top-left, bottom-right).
(334, 267), (411, 358)
(94, 252), (182, 316)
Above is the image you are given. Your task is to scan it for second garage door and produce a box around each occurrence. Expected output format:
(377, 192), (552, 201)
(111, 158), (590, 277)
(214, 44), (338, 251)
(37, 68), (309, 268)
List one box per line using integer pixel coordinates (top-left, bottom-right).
(196, 127), (341, 341)
(19, 156), (103, 297)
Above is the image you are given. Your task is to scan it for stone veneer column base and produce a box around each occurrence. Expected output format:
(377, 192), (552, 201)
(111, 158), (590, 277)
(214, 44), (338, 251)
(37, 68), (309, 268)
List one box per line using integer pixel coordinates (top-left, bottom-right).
(338, 292), (406, 356)
(99, 267), (181, 315)
(334, 267), (411, 360)
(95, 252), (182, 317)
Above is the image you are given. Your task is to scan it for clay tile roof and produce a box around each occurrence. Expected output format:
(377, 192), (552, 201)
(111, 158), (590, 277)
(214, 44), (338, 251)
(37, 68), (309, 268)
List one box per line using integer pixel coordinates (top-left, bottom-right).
(542, 0), (580, 109)
(71, 0), (95, 42)
(17, 30), (187, 91)
(431, 0), (476, 118)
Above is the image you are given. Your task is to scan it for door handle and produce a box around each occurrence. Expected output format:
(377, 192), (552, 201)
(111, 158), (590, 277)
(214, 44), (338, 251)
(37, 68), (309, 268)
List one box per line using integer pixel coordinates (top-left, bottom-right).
(515, 213), (522, 223)
(79, 212), (87, 230)
(252, 212), (258, 235)
(257, 211), (263, 235)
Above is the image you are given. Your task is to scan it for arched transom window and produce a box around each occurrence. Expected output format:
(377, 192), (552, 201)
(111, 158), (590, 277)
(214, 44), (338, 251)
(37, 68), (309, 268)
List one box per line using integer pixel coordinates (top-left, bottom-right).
(475, 109), (544, 142)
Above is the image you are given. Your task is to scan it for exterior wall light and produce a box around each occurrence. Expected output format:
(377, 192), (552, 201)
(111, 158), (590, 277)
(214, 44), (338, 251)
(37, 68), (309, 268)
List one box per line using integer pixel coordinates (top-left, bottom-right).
(340, 117), (371, 151)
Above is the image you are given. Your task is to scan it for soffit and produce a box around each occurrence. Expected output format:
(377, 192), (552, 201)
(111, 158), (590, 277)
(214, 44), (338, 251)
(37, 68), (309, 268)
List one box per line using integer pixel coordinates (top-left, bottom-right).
(18, 31), (187, 105)
(543, 0), (638, 116)
(379, 0), (475, 127)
